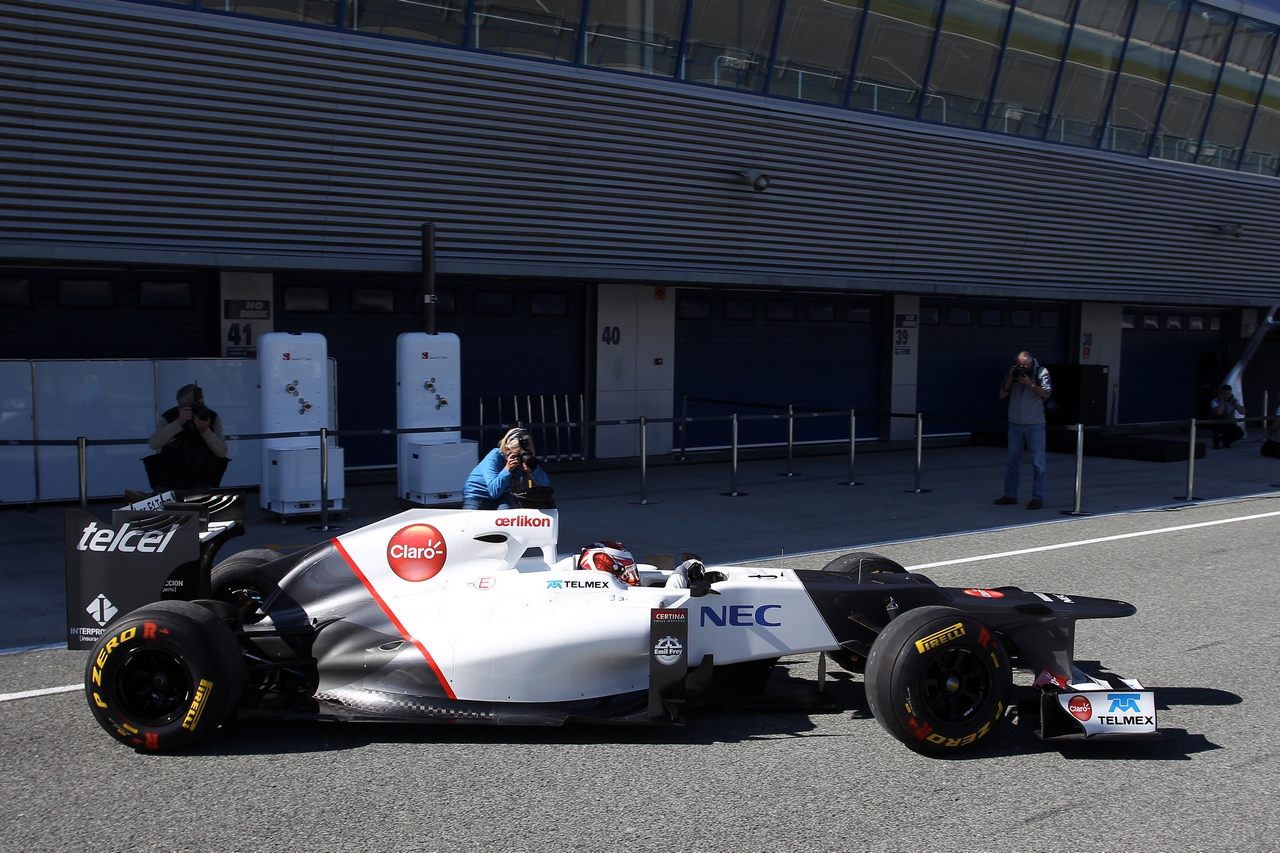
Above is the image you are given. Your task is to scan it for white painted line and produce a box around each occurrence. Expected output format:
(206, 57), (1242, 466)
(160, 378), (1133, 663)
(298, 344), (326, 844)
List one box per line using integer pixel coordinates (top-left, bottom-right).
(905, 508), (1280, 570)
(0, 684), (80, 703)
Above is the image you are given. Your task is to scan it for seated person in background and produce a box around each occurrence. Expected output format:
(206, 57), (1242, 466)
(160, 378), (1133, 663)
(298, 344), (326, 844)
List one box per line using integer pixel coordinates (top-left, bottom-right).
(462, 427), (550, 510)
(145, 384), (229, 490)
(1210, 383), (1246, 449)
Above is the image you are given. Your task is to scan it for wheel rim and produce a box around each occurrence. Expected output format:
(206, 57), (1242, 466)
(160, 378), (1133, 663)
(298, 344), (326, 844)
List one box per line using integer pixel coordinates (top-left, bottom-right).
(116, 648), (193, 725)
(919, 647), (989, 724)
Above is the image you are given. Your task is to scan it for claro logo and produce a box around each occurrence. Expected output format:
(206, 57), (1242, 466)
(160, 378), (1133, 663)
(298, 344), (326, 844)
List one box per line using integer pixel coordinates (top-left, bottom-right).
(387, 524), (448, 582)
(76, 522), (179, 554)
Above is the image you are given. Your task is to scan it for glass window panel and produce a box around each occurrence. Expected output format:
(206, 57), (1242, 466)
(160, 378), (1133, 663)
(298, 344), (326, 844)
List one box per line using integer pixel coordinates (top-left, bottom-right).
(139, 282), (192, 309)
(59, 280), (113, 307)
(769, 0), (864, 105)
(475, 291), (514, 315)
(849, 305), (874, 322)
(851, 0), (943, 118)
(987, 0), (1078, 137)
(1210, 316), (1221, 330)
(283, 286), (330, 312)
(1101, 0), (1185, 154)
(1242, 46), (1280, 175)
(215, 0), (339, 25)
(351, 287), (395, 313)
(1166, 315), (1182, 329)
(472, 0), (582, 62)
(1040, 310), (1060, 326)
(980, 307), (1001, 325)
(1188, 315), (1203, 330)
(725, 298), (756, 320)
(436, 291), (457, 315)
(949, 306), (971, 324)
(682, 0), (782, 93)
(766, 299), (796, 320)
(679, 296), (712, 319)
(1198, 21), (1274, 169)
(347, 0), (466, 45)
(1121, 312), (1136, 328)
(926, 0), (1013, 128)
(808, 301), (836, 321)
(585, 0), (687, 77)
(1143, 314), (1159, 328)
(1151, 4), (1233, 162)
(0, 279), (31, 306)
(1047, 0), (1135, 147)
(1011, 309), (1032, 326)
(530, 292), (569, 316)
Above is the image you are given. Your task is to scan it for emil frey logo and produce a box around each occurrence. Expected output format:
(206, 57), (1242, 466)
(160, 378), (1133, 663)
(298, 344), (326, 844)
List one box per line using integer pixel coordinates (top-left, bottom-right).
(1067, 694), (1093, 721)
(653, 636), (684, 666)
(1108, 693), (1142, 713)
(387, 524), (448, 582)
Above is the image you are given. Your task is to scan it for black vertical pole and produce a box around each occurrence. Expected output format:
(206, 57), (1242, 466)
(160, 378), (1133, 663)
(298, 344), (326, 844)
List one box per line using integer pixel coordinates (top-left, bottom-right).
(422, 222), (437, 335)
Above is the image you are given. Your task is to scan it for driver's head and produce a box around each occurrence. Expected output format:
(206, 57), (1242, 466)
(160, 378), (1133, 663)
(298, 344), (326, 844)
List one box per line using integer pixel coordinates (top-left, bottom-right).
(578, 541), (639, 586)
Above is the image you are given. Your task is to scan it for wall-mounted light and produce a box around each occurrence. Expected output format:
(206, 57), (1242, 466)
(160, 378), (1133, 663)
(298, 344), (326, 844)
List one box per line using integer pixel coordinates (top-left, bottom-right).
(739, 168), (771, 192)
(1217, 223), (1244, 238)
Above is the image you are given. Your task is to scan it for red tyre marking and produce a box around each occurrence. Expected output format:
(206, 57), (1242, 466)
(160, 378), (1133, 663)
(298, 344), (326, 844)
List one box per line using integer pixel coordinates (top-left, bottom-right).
(331, 538), (457, 700)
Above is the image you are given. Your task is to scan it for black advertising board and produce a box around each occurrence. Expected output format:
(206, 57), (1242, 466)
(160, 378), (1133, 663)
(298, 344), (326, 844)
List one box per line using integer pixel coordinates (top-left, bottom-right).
(648, 608), (688, 721)
(64, 510), (202, 650)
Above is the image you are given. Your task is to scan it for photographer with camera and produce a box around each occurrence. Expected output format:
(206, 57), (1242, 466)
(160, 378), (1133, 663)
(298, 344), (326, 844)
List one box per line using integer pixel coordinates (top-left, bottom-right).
(144, 384), (229, 491)
(1210, 383), (1246, 449)
(462, 427), (551, 510)
(994, 351), (1052, 510)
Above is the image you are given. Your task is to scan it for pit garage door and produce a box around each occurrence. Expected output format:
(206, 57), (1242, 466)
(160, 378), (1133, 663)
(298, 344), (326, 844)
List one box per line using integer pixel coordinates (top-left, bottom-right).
(674, 289), (881, 449)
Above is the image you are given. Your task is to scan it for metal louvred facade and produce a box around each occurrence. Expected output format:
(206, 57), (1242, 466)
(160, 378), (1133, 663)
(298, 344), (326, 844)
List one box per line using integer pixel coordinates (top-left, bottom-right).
(1, 0), (1280, 306)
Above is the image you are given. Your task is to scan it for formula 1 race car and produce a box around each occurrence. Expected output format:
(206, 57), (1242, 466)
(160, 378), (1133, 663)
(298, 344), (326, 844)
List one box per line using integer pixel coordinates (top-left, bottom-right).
(82, 506), (1159, 754)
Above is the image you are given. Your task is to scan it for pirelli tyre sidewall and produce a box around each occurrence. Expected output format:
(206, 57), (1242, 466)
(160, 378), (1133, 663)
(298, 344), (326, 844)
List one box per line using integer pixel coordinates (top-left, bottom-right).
(84, 600), (245, 752)
(865, 605), (1011, 754)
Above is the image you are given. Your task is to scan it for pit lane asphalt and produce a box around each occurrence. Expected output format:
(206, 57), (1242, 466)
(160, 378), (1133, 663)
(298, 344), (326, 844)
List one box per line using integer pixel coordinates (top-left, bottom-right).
(2, 495), (1277, 853)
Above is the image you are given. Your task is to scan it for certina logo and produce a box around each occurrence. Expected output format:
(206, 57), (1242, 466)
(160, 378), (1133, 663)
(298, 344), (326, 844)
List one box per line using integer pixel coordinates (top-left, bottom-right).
(914, 622), (966, 654)
(387, 524), (448, 582)
(1067, 694), (1093, 721)
(494, 515), (551, 528)
(699, 605), (781, 627)
(653, 636), (684, 666)
(76, 522), (179, 554)
(653, 610), (686, 623)
(547, 579), (610, 590)
(1108, 693), (1142, 713)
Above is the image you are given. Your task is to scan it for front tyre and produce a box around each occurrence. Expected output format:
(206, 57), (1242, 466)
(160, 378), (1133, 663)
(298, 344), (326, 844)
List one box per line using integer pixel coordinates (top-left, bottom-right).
(84, 600), (245, 752)
(864, 605), (1011, 754)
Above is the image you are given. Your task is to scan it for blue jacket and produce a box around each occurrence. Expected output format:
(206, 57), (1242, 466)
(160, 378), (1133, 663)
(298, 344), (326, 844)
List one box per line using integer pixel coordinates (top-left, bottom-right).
(463, 446), (550, 502)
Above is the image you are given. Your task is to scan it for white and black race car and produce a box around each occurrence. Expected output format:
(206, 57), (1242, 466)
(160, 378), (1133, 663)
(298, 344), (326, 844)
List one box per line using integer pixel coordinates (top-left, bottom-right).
(82, 505), (1159, 754)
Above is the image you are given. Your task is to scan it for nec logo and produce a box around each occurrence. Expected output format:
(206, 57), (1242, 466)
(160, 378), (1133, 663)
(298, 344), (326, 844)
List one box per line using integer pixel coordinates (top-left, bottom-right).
(1108, 693), (1142, 713)
(700, 605), (781, 628)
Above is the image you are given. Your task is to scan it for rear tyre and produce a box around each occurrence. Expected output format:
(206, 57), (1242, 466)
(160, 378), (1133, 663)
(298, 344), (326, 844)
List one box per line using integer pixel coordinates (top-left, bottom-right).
(84, 600), (245, 752)
(864, 605), (1011, 754)
(211, 549), (283, 624)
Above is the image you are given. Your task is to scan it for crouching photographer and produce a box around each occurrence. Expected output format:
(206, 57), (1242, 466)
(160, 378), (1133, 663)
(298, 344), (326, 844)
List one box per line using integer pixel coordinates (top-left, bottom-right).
(462, 427), (553, 509)
(143, 384), (230, 491)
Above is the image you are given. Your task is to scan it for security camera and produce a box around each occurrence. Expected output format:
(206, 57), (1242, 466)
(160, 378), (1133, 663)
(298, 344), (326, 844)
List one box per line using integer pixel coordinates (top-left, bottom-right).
(740, 168), (771, 192)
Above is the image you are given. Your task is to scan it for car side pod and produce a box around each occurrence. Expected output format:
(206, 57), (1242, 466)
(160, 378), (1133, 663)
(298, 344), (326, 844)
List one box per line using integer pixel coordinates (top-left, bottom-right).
(1033, 671), (1162, 742)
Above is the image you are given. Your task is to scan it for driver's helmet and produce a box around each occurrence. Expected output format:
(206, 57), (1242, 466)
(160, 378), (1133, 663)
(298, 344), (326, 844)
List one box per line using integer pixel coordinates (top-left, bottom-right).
(579, 541), (640, 586)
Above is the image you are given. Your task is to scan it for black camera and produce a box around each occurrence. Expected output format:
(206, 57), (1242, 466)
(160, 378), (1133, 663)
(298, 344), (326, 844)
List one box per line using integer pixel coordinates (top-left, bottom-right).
(1010, 365), (1029, 380)
(190, 403), (216, 423)
(510, 429), (539, 471)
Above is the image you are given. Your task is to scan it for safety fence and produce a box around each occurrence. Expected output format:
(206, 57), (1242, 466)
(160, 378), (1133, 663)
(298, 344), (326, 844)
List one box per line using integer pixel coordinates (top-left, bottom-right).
(5, 409), (1275, 528)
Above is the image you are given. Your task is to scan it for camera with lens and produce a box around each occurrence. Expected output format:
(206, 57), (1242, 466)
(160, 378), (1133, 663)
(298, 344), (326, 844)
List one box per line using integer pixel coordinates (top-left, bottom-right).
(511, 430), (539, 471)
(190, 403), (216, 423)
(1010, 365), (1029, 381)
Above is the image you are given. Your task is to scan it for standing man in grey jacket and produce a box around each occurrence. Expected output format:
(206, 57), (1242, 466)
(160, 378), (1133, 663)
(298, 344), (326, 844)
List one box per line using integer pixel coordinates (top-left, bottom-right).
(994, 351), (1052, 510)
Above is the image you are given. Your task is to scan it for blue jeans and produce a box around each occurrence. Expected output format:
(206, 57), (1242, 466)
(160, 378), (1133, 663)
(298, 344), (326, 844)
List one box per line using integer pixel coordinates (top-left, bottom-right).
(1004, 422), (1046, 501)
(461, 495), (517, 510)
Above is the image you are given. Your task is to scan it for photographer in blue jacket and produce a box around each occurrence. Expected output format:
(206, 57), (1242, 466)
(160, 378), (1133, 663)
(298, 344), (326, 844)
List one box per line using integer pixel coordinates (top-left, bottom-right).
(462, 427), (550, 510)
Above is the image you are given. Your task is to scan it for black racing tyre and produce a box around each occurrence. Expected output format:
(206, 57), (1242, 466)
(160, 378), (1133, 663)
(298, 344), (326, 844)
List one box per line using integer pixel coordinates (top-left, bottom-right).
(84, 600), (245, 752)
(211, 548), (283, 624)
(820, 551), (908, 575)
(864, 605), (1011, 754)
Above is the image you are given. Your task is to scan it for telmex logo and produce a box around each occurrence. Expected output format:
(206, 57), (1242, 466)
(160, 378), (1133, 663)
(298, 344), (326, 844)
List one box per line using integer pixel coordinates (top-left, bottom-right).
(914, 622), (966, 654)
(77, 522), (179, 554)
(546, 579), (610, 590)
(699, 605), (781, 627)
(1067, 694), (1093, 721)
(1108, 693), (1142, 713)
(387, 524), (448, 582)
(495, 516), (551, 528)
